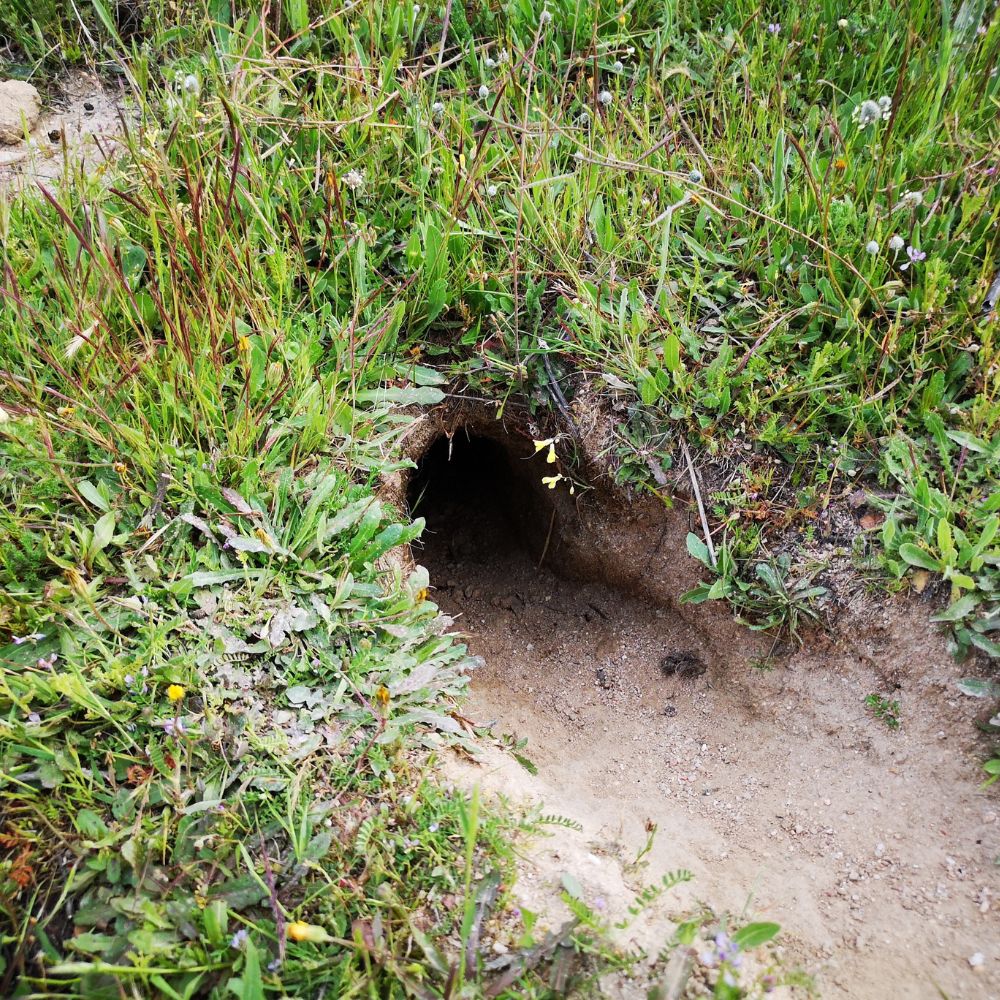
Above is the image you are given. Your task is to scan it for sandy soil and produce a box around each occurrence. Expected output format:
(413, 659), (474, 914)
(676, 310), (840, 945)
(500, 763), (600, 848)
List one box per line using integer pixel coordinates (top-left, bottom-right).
(412, 428), (1000, 999)
(0, 70), (124, 191)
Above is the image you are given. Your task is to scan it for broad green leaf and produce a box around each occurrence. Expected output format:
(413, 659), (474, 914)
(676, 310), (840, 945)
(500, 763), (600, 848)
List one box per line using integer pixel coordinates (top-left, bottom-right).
(92, 511), (117, 553)
(560, 872), (583, 900)
(685, 532), (711, 567)
(898, 543), (940, 571)
(930, 594), (981, 623)
(78, 480), (110, 512)
(969, 632), (1000, 658)
(732, 921), (781, 949)
(955, 678), (1000, 698)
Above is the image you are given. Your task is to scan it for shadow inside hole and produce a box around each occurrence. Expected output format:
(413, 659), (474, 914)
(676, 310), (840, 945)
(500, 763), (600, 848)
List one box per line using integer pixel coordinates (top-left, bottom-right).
(408, 431), (553, 570)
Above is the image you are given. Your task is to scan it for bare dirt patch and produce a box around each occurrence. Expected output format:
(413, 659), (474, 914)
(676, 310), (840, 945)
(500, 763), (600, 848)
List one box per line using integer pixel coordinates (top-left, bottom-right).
(407, 411), (1000, 999)
(0, 70), (124, 191)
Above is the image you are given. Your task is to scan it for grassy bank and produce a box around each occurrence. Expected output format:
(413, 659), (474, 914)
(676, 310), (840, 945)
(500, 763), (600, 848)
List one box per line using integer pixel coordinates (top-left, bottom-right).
(1, 0), (998, 996)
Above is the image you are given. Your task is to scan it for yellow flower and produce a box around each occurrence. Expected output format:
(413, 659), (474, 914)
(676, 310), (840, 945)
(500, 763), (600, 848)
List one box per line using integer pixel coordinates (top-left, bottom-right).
(546, 443), (557, 464)
(237, 335), (251, 352)
(533, 437), (555, 454)
(166, 684), (185, 703)
(287, 920), (333, 943)
(375, 685), (391, 713)
(541, 474), (563, 489)
(834, 157), (847, 172)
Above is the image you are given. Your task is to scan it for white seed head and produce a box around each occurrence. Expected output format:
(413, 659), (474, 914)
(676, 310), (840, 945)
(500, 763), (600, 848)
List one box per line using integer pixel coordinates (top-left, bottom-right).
(838, 18), (849, 28)
(598, 90), (613, 106)
(866, 240), (879, 255)
(688, 168), (703, 183)
(431, 101), (444, 115)
(487, 184), (498, 197)
(478, 85), (490, 99)
(888, 235), (905, 251)
(854, 98), (882, 128)
(182, 74), (200, 96)
(540, 10), (552, 24)
(613, 60), (624, 73)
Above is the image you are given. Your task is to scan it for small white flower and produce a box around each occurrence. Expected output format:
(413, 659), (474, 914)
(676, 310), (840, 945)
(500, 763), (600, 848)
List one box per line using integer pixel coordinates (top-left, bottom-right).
(577, 110), (590, 125)
(343, 169), (365, 192)
(688, 168), (703, 183)
(888, 235), (905, 251)
(540, 10), (552, 24)
(865, 240), (879, 255)
(431, 101), (444, 116)
(838, 18), (849, 28)
(877, 95), (892, 114)
(901, 190), (923, 207)
(487, 184), (498, 197)
(182, 74), (200, 97)
(613, 60), (624, 73)
(413, 4), (420, 13)
(485, 57), (497, 69)
(598, 90), (613, 106)
(478, 85), (490, 100)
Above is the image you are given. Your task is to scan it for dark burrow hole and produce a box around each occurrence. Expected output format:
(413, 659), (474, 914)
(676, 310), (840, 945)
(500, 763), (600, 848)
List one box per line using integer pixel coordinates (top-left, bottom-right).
(408, 430), (552, 571)
(407, 428), (711, 688)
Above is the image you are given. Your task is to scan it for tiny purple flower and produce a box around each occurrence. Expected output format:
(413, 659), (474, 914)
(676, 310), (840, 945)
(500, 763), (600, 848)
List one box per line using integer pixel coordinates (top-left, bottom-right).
(13, 633), (45, 645)
(767, 22), (781, 34)
(162, 718), (186, 737)
(124, 674), (135, 686)
(427, 822), (439, 833)
(900, 246), (926, 271)
(230, 928), (249, 949)
(267, 959), (282, 972)
(28, 712), (41, 724)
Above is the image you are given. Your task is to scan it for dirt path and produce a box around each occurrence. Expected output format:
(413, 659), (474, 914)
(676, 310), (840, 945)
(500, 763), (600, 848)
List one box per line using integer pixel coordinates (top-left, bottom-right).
(413, 432), (1000, 999)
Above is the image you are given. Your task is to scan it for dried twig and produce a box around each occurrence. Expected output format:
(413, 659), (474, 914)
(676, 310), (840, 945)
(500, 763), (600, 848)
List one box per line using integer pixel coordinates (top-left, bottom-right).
(680, 439), (716, 569)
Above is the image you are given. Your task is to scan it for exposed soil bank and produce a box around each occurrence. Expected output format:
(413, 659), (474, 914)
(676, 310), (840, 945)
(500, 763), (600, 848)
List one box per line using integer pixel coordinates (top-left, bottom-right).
(407, 413), (1000, 999)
